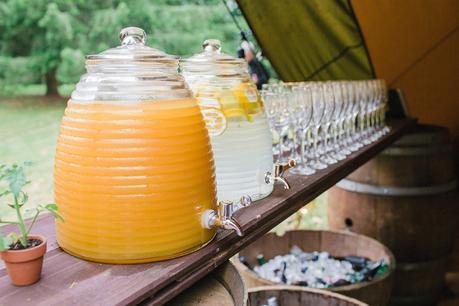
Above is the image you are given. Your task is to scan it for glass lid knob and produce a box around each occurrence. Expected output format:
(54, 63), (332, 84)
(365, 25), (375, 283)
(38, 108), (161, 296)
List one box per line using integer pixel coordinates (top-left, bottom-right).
(119, 27), (146, 46)
(202, 39), (222, 53)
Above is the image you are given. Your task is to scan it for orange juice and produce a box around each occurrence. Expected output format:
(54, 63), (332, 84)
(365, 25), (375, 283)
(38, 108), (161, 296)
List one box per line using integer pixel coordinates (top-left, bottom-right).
(54, 98), (217, 263)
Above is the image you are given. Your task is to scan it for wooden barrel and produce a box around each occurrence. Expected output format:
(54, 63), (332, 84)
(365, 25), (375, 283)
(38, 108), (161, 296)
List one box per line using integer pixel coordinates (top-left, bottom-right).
(390, 256), (448, 306)
(234, 230), (395, 306)
(248, 285), (368, 306)
(328, 124), (459, 305)
(449, 230), (459, 272)
(167, 261), (247, 306)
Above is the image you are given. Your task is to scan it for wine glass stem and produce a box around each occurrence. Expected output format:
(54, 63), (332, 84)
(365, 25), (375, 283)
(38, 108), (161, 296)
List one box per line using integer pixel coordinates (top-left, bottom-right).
(324, 124), (331, 152)
(313, 126), (320, 160)
(277, 128), (284, 162)
(300, 131), (306, 166)
(333, 124), (339, 149)
(293, 127), (301, 162)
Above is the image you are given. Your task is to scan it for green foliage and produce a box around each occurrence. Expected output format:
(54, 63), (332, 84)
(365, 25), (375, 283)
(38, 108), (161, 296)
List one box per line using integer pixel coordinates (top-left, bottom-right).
(56, 48), (85, 84)
(0, 163), (63, 250)
(0, 56), (42, 93)
(37, 3), (74, 69)
(0, 0), (252, 95)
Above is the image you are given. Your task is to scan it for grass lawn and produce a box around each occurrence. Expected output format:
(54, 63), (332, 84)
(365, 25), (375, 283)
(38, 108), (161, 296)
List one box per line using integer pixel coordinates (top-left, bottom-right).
(0, 87), (327, 229)
(0, 96), (66, 220)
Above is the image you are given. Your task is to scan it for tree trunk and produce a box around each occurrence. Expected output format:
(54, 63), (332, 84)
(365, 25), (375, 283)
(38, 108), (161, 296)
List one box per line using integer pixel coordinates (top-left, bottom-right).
(45, 69), (59, 96)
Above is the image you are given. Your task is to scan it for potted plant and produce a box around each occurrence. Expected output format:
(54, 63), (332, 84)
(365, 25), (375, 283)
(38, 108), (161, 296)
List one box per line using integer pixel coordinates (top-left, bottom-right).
(0, 163), (63, 286)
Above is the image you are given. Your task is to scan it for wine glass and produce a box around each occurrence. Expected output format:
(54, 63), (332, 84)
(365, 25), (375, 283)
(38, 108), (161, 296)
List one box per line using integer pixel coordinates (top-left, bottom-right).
(319, 82), (338, 164)
(309, 82), (328, 170)
(329, 81), (346, 160)
(336, 81), (353, 155)
(262, 90), (290, 162)
(290, 83), (316, 175)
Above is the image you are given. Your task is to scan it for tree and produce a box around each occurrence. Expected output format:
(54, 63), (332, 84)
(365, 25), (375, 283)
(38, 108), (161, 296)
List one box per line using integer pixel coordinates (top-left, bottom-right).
(0, 0), (246, 96)
(37, 3), (74, 95)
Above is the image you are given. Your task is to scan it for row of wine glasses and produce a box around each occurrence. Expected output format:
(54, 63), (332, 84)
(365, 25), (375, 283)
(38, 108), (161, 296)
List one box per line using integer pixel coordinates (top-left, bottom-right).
(261, 79), (389, 175)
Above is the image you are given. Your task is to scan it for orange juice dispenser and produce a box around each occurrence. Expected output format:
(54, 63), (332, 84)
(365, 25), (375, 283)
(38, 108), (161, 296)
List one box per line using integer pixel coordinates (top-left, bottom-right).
(54, 28), (242, 264)
(181, 39), (295, 204)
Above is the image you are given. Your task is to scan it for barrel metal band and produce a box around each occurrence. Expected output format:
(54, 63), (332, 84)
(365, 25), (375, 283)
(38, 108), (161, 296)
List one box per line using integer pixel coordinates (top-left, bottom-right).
(336, 179), (458, 196)
(390, 294), (440, 305)
(396, 256), (449, 271)
(382, 144), (452, 156)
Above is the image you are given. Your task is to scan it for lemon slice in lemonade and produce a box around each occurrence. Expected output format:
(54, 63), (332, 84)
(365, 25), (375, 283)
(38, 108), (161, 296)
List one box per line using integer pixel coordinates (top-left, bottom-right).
(201, 107), (227, 136)
(223, 108), (247, 119)
(233, 83), (262, 121)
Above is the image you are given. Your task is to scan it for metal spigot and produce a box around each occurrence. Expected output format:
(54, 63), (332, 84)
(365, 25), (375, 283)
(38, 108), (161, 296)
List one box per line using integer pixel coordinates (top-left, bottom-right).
(265, 159), (297, 190)
(202, 197), (249, 237)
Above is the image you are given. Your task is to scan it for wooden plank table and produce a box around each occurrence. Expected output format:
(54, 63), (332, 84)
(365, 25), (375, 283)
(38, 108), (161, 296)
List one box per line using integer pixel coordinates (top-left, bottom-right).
(0, 119), (416, 306)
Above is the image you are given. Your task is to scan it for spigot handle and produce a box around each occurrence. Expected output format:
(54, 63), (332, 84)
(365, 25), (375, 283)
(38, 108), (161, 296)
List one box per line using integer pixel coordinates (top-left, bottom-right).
(275, 159), (296, 176)
(265, 159), (296, 189)
(279, 159), (296, 173)
(287, 159), (297, 168)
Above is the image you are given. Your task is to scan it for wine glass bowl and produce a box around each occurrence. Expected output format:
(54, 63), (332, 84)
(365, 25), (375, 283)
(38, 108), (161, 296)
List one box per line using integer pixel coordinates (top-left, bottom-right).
(261, 79), (389, 175)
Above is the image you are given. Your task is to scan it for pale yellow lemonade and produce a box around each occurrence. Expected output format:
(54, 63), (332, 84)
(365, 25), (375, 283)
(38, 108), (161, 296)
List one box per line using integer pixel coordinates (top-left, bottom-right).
(54, 98), (217, 263)
(182, 40), (274, 203)
(191, 81), (274, 202)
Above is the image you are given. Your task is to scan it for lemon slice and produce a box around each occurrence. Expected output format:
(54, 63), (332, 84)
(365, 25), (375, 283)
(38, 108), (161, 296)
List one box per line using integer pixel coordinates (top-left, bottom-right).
(195, 83), (263, 124)
(223, 108), (246, 119)
(242, 85), (258, 102)
(201, 107), (227, 136)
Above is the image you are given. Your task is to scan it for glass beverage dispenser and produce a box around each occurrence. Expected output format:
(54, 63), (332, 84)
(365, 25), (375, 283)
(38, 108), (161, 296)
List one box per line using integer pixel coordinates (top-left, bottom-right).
(181, 39), (294, 203)
(54, 28), (239, 264)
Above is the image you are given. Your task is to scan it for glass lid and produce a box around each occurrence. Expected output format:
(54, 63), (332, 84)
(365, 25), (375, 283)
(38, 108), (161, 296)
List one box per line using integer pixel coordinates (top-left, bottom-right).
(72, 27), (192, 102)
(181, 39), (248, 76)
(86, 27), (176, 62)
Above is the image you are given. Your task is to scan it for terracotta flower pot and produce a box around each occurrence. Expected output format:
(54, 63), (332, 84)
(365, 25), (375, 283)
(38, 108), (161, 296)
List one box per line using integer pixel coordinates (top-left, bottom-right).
(0, 235), (47, 286)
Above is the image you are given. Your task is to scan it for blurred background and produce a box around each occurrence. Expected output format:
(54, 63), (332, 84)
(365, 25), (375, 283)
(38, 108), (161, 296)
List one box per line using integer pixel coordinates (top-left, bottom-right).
(1, 0), (458, 230)
(1, 1), (458, 304)
(0, 0), (277, 97)
(0, 0), (326, 227)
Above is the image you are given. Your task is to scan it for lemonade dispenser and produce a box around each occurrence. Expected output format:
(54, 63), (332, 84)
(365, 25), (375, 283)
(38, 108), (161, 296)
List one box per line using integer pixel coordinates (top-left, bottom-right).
(181, 39), (295, 203)
(54, 28), (242, 264)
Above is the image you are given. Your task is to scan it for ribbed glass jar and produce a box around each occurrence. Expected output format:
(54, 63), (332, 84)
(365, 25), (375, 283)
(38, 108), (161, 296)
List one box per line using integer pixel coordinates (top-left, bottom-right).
(181, 40), (274, 203)
(54, 27), (217, 263)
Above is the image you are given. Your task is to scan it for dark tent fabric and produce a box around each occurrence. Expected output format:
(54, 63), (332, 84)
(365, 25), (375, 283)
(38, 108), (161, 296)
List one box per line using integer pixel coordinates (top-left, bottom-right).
(236, 0), (374, 81)
(237, 0), (459, 141)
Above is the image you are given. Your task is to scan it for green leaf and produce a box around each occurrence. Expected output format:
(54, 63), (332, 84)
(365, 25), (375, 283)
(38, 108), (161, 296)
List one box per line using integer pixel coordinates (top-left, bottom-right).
(18, 191), (29, 205)
(4, 164), (27, 198)
(0, 235), (8, 251)
(44, 204), (64, 222)
(7, 232), (19, 243)
(0, 234), (13, 251)
(0, 164), (5, 180)
(45, 203), (58, 211)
